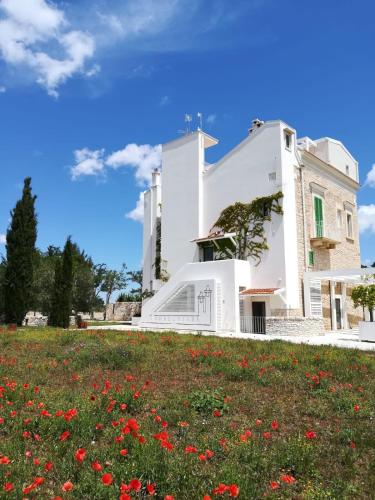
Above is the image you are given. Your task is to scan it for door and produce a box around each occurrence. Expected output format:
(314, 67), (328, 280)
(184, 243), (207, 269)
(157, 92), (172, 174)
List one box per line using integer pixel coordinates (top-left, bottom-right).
(335, 297), (342, 329)
(252, 301), (266, 334)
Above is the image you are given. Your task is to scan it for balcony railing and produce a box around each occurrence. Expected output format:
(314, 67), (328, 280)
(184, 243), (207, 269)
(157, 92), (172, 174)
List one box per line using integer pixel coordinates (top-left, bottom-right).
(311, 221), (341, 249)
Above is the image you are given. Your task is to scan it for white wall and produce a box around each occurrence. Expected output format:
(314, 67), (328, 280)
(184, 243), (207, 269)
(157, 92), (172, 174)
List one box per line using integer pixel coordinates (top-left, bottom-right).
(140, 259), (251, 332)
(161, 132), (208, 277)
(315, 138), (358, 181)
(203, 121), (300, 309)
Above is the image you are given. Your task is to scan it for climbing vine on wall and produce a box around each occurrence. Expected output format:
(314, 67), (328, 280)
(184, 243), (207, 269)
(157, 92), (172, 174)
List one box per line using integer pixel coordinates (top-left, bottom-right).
(213, 191), (283, 264)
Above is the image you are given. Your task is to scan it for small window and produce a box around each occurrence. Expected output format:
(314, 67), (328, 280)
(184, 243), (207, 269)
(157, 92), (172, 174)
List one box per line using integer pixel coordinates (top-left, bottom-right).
(308, 250), (315, 266)
(203, 245), (214, 262)
(346, 165), (350, 176)
(261, 202), (271, 217)
(346, 211), (353, 239)
(284, 131), (292, 150)
(268, 172), (276, 182)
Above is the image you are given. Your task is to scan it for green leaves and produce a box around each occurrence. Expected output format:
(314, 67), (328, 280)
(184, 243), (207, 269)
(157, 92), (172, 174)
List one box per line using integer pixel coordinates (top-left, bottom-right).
(213, 191), (283, 263)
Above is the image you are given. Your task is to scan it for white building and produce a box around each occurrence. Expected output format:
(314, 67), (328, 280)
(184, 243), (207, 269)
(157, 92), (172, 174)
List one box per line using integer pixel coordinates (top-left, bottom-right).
(140, 119), (362, 335)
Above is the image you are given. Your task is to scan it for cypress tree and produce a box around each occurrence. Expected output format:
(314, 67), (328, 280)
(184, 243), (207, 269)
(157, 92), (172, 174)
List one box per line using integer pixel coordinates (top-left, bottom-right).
(49, 237), (73, 328)
(4, 177), (37, 325)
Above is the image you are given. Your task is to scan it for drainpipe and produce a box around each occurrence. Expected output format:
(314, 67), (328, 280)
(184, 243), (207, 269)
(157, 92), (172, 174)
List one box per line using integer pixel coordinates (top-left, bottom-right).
(300, 165), (308, 271)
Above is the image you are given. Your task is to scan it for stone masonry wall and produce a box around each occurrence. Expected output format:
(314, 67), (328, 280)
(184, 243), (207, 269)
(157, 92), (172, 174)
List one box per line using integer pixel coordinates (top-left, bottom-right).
(105, 302), (142, 321)
(266, 316), (324, 336)
(294, 155), (362, 329)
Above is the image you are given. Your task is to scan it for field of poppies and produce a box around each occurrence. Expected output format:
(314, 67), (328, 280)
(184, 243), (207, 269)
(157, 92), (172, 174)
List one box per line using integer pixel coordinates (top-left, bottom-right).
(0, 327), (374, 499)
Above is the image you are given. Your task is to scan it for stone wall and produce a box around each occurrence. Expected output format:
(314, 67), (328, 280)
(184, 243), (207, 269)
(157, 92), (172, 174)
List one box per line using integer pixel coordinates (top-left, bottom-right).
(266, 316), (324, 336)
(105, 302), (142, 321)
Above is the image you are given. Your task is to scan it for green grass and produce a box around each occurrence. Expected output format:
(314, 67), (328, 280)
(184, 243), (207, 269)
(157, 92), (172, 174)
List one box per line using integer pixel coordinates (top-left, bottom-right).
(0, 327), (374, 499)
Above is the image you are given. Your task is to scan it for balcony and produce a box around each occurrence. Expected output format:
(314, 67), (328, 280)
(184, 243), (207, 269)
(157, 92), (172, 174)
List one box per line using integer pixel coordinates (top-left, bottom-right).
(310, 221), (341, 250)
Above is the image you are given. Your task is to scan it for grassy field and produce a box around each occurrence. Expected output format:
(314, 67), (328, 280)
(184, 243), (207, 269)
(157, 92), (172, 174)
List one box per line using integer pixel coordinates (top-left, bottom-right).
(0, 328), (374, 499)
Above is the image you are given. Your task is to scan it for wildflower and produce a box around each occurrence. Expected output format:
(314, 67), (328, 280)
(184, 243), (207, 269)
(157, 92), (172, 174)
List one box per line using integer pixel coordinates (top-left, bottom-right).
(271, 420), (279, 430)
(146, 483), (156, 495)
(75, 448), (86, 463)
(91, 461), (102, 471)
(213, 483), (228, 494)
(255, 419), (262, 426)
(185, 445), (197, 454)
(45, 461), (53, 471)
(203, 496), (212, 500)
(3, 483), (14, 492)
(164, 496), (174, 500)
(228, 484), (239, 497)
(213, 410), (222, 417)
(129, 479), (142, 491)
(59, 430), (70, 441)
(101, 473), (113, 486)
(62, 481), (74, 492)
(305, 430), (317, 439)
(120, 448), (128, 456)
(280, 474), (296, 484)
(120, 495), (131, 500)
(263, 432), (271, 439)
(354, 404), (360, 412)
(269, 481), (280, 490)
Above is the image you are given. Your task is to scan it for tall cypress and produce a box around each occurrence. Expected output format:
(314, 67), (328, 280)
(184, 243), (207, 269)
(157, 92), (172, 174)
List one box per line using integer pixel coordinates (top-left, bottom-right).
(4, 178), (37, 325)
(48, 237), (73, 328)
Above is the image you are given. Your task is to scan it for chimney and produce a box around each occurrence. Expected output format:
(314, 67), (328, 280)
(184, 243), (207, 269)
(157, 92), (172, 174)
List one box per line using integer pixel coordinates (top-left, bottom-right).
(248, 118), (264, 135)
(151, 168), (160, 187)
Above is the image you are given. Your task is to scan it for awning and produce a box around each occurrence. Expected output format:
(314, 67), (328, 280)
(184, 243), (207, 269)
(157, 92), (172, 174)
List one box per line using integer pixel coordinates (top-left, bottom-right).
(191, 231), (236, 244)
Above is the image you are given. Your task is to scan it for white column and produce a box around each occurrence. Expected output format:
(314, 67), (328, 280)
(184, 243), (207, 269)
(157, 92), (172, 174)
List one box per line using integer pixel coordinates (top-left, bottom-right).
(330, 281), (337, 330)
(303, 275), (311, 316)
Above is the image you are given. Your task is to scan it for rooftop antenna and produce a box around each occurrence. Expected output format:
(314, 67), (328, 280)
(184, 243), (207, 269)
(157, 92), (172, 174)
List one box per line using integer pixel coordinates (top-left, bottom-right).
(197, 112), (203, 131)
(184, 113), (192, 133)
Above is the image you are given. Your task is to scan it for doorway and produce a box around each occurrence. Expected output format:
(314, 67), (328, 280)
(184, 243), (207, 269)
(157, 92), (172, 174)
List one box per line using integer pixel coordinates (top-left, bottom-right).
(335, 297), (342, 330)
(252, 301), (266, 334)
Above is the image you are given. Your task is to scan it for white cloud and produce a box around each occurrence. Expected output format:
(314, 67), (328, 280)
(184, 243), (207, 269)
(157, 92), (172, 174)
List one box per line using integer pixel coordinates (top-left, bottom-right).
(358, 205), (375, 234)
(70, 143), (161, 221)
(106, 143), (161, 186)
(0, 233), (6, 245)
(126, 191), (145, 223)
(365, 164), (375, 188)
(70, 148), (105, 180)
(0, 0), (96, 96)
(206, 113), (216, 124)
(159, 95), (170, 106)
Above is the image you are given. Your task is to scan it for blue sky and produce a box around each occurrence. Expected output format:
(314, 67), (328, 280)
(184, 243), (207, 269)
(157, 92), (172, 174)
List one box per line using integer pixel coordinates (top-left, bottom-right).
(0, 0), (374, 271)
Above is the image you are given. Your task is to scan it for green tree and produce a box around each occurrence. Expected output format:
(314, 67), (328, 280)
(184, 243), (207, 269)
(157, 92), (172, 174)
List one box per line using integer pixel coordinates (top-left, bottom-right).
(127, 270), (143, 300)
(3, 177), (37, 325)
(101, 264), (128, 318)
(213, 191), (283, 263)
(352, 284), (375, 322)
(48, 237), (73, 328)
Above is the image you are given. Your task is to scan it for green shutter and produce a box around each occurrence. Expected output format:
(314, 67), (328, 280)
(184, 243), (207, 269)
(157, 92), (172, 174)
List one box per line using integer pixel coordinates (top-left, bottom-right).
(308, 250), (315, 266)
(314, 196), (323, 237)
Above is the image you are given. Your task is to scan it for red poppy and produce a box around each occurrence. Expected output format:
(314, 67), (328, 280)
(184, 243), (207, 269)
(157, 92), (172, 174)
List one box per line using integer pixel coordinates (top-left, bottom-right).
(44, 461), (53, 471)
(203, 496), (212, 500)
(75, 448), (86, 463)
(120, 448), (128, 456)
(91, 461), (102, 471)
(146, 483), (156, 495)
(120, 495), (131, 500)
(62, 481), (74, 492)
(129, 479), (142, 491)
(213, 483), (228, 494)
(59, 430), (70, 441)
(270, 481), (280, 490)
(280, 474), (296, 484)
(263, 432), (271, 439)
(185, 445), (197, 454)
(354, 404), (360, 412)
(228, 484), (239, 497)
(305, 430), (317, 439)
(101, 473), (113, 486)
(164, 496), (174, 500)
(213, 410), (222, 417)
(271, 420), (279, 430)
(3, 483), (14, 492)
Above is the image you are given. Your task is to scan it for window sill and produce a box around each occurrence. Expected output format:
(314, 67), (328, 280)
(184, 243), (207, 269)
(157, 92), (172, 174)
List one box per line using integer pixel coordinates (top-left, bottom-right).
(346, 236), (355, 243)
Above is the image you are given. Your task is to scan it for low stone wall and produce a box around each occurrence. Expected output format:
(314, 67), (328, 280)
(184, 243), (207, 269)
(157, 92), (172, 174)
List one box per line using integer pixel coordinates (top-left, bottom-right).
(266, 316), (324, 336)
(105, 302), (142, 321)
(23, 312), (48, 327)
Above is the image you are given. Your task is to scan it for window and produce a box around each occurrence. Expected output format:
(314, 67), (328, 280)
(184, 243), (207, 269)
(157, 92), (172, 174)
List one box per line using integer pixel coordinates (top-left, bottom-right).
(308, 250), (315, 266)
(346, 165), (350, 176)
(261, 202), (271, 217)
(284, 131), (292, 150)
(268, 172), (276, 182)
(202, 245), (214, 262)
(346, 211), (353, 239)
(313, 195), (324, 237)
